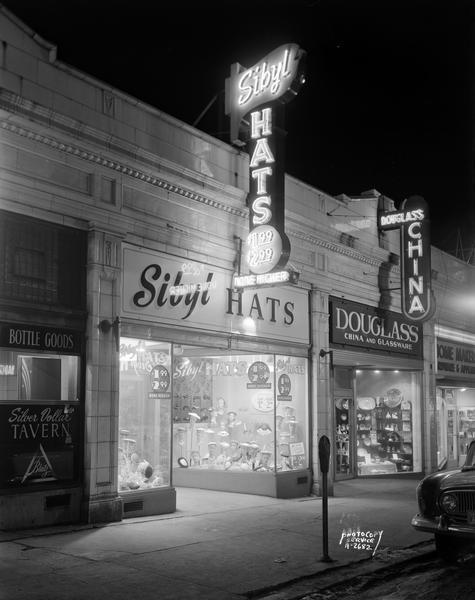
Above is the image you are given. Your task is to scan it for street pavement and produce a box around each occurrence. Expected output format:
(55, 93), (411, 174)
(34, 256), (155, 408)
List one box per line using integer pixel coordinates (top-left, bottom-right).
(0, 477), (433, 600)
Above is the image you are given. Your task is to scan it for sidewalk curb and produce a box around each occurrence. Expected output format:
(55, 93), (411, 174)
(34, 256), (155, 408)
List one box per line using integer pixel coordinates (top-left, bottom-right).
(246, 541), (435, 599)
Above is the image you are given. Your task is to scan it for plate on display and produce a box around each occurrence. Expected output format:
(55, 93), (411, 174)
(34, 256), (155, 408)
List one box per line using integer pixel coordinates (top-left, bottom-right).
(177, 457), (189, 468)
(336, 398), (351, 410)
(384, 389), (402, 408)
(357, 397), (376, 411)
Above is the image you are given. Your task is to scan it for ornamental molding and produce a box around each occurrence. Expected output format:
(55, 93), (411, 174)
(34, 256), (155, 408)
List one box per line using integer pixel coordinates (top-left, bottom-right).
(289, 228), (399, 272)
(0, 91), (397, 272)
(0, 90), (247, 217)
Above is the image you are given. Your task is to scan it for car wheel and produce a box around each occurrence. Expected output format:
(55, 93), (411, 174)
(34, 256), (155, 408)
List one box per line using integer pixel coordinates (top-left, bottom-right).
(435, 533), (459, 562)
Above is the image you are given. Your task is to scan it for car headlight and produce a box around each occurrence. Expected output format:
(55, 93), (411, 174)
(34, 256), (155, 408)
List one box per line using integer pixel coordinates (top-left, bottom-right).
(440, 493), (458, 513)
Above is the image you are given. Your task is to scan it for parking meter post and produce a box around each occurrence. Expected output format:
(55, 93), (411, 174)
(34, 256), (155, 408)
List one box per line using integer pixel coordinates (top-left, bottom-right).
(318, 435), (333, 563)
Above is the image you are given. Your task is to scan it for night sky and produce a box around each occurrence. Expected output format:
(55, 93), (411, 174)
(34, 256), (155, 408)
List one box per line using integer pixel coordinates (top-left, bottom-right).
(2, 0), (474, 258)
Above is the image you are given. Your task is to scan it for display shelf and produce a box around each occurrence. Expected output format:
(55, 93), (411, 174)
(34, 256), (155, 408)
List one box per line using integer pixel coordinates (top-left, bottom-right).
(373, 404), (413, 471)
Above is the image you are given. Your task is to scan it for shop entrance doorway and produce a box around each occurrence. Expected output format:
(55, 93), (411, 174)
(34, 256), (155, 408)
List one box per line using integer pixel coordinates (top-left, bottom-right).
(334, 395), (354, 479)
(333, 367), (355, 480)
(436, 387), (475, 469)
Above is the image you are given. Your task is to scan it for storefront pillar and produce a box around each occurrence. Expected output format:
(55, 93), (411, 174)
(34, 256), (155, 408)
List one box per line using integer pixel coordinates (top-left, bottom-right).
(310, 290), (333, 496)
(82, 229), (123, 524)
(423, 320), (438, 474)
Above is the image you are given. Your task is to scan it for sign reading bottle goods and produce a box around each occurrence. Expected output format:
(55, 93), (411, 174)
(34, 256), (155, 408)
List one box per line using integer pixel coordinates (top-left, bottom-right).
(225, 44), (306, 288)
(378, 195), (435, 322)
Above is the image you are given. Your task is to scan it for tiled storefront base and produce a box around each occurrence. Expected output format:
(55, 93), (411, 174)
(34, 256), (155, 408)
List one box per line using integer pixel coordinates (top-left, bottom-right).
(0, 486), (82, 530)
(121, 486), (177, 519)
(172, 468), (312, 499)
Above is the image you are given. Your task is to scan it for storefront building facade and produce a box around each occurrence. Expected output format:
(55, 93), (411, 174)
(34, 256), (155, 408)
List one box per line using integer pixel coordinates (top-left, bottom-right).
(328, 296), (424, 479)
(0, 7), (474, 529)
(117, 246), (311, 517)
(0, 211), (87, 529)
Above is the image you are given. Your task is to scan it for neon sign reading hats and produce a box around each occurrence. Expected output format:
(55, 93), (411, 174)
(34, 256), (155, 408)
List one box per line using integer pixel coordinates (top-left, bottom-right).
(225, 44), (306, 282)
(378, 195), (435, 322)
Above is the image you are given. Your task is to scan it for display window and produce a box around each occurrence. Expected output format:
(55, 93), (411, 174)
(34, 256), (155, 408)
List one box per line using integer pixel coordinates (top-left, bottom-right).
(0, 349), (81, 488)
(436, 390), (449, 469)
(355, 370), (422, 475)
(434, 387), (475, 468)
(118, 338), (172, 492)
(172, 347), (308, 474)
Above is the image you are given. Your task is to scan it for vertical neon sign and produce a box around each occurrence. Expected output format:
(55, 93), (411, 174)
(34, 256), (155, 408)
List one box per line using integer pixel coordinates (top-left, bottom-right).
(225, 44), (306, 279)
(378, 195), (435, 321)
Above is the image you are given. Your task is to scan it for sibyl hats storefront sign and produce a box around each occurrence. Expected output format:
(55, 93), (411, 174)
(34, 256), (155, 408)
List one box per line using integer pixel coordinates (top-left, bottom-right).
(122, 246), (309, 345)
(329, 297), (423, 358)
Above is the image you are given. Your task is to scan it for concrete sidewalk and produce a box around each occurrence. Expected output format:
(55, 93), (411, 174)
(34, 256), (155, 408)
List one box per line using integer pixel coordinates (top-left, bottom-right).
(0, 478), (432, 600)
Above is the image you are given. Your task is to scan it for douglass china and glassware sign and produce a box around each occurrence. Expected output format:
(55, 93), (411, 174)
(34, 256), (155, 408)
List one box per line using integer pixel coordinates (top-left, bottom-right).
(329, 297), (423, 357)
(121, 245), (309, 345)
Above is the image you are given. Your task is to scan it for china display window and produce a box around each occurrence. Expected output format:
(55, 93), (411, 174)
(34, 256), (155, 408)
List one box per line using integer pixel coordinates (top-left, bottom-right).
(355, 370), (422, 475)
(172, 348), (309, 474)
(0, 349), (81, 488)
(118, 338), (172, 492)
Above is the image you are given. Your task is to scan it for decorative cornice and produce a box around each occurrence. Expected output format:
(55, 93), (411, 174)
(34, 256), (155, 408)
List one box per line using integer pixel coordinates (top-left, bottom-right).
(0, 91), (398, 271)
(0, 118), (247, 217)
(290, 228), (399, 271)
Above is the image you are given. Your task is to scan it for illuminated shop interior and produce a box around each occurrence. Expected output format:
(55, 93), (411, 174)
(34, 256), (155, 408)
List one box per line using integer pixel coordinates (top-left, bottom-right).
(334, 367), (422, 477)
(118, 338), (309, 494)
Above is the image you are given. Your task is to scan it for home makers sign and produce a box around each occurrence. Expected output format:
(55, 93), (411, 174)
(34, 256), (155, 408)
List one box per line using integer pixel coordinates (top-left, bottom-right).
(330, 298), (422, 357)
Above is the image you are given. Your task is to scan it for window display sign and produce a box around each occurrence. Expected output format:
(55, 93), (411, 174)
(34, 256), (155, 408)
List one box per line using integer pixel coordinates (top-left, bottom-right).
(149, 364), (171, 400)
(329, 297), (422, 357)
(378, 195), (435, 322)
(122, 246), (310, 345)
(437, 339), (475, 377)
(247, 361), (272, 389)
(225, 44), (306, 280)
(0, 403), (80, 488)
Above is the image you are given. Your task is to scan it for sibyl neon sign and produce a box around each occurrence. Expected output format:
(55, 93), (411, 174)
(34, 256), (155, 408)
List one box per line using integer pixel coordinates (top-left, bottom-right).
(378, 195), (435, 322)
(225, 44), (306, 280)
(225, 43), (306, 145)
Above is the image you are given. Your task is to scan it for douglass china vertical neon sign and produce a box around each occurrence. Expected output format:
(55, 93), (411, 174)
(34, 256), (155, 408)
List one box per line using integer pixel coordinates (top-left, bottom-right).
(378, 195), (435, 322)
(225, 44), (306, 281)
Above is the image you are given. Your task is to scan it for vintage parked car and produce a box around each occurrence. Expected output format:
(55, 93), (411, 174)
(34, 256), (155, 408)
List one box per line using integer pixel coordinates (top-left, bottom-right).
(412, 440), (475, 560)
